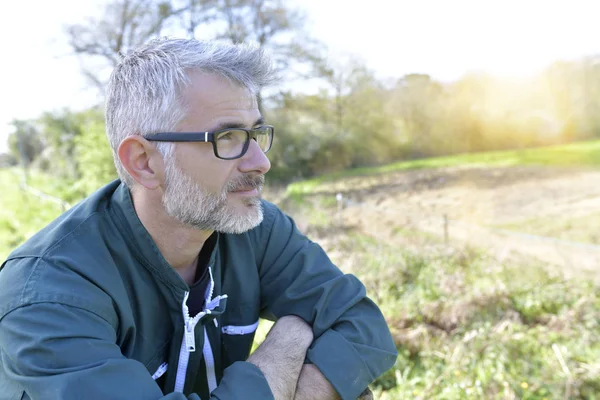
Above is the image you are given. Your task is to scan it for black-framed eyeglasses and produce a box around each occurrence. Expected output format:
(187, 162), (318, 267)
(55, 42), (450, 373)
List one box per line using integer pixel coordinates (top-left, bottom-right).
(143, 125), (274, 160)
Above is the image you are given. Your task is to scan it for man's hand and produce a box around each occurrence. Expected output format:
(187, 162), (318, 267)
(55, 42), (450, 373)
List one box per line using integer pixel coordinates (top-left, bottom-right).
(293, 364), (340, 400)
(248, 315), (313, 399)
(293, 363), (374, 399)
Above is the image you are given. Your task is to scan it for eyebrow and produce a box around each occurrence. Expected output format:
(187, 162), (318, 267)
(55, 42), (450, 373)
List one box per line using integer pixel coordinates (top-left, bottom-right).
(212, 117), (264, 131)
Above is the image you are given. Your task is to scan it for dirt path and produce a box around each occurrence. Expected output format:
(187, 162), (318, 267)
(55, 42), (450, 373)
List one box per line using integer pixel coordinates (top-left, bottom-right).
(314, 165), (600, 280)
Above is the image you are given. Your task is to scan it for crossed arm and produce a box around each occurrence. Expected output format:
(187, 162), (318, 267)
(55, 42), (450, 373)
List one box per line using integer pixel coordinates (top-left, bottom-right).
(0, 304), (369, 400)
(247, 315), (372, 400)
(253, 203), (397, 399)
(247, 315), (338, 400)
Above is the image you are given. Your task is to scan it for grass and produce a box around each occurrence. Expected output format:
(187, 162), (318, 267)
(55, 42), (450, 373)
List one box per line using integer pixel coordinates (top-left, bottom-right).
(286, 139), (600, 197)
(282, 201), (600, 399)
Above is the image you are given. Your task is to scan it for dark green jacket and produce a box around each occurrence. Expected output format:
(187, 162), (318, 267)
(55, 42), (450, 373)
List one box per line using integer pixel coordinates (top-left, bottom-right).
(0, 181), (397, 400)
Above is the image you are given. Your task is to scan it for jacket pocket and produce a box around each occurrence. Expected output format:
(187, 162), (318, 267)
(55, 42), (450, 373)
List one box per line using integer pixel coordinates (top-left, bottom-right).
(143, 345), (169, 391)
(221, 320), (259, 335)
(221, 319), (260, 368)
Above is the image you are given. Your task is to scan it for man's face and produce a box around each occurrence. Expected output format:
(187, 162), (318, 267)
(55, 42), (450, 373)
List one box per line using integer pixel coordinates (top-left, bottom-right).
(160, 71), (271, 234)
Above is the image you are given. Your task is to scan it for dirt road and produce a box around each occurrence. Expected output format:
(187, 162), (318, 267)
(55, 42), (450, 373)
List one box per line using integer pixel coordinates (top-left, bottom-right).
(307, 165), (600, 280)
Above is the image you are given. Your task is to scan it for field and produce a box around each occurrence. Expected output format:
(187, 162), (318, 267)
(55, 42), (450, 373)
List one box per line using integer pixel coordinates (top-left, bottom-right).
(284, 165), (600, 281)
(2, 141), (600, 399)
(264, 143), (600, 399)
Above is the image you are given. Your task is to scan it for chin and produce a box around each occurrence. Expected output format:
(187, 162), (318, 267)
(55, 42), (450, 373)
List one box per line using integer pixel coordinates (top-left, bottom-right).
(230, 193), (261, 208)
(221, 202), (264, 234)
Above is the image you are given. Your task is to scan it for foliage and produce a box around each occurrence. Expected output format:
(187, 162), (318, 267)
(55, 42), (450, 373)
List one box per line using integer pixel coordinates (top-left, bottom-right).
(36, 109), (84, 179)
(0, 169), (73, 259)
(0, 153), (18, 168)
(4, 107), (117, 200)
(72, 108), (118, 195)
(266, 65), (404, 181)
(7, 120), (44, 168)
(268, 56), (600, 183)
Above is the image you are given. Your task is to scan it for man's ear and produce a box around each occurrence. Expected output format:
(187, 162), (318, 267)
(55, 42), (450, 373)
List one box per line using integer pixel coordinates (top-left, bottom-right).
(117, 136), (165, 190)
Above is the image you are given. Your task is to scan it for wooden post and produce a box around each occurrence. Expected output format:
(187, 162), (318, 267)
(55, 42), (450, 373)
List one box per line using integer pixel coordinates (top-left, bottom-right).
(336, 193), (343, 223)
(444, 214), (449, 244)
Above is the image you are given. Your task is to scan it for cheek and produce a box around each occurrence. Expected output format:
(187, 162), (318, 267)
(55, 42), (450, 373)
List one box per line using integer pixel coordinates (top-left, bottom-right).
(190, 158), (237, 191)
(174, 144), (243, 192)
(176, 146), (227, 182)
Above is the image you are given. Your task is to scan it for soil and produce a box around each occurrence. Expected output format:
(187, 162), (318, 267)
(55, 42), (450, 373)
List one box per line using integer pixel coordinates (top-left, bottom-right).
(288, 165), (600, 281)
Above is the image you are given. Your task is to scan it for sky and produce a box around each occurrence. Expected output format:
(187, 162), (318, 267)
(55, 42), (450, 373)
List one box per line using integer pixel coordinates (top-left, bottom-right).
(1, 0), (600, 153)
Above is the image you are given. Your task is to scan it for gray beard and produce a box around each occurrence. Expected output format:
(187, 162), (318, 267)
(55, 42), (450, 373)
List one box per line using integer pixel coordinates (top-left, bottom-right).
(161, 159), (264, 234)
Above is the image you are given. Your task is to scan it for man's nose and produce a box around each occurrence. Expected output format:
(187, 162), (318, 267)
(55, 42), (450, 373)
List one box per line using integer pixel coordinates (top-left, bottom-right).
(238, 139), (271, 175)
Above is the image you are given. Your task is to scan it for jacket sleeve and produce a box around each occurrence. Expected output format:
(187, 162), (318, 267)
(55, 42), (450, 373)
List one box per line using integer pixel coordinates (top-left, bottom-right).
(256, 203), (398, 400)
(209, 362), (273, 399)
(0, 302), (199, 400)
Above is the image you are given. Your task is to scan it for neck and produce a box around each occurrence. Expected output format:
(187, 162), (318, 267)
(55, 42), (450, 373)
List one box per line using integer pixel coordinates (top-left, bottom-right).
(131, 187), (213, 285)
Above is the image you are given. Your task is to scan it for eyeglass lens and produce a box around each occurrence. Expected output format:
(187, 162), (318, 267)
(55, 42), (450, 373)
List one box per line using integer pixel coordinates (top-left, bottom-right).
(215, 128), (272, 158)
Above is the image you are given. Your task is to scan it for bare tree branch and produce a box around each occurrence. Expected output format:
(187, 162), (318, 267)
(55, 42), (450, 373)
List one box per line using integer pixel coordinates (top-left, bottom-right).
(65, 0), (327, 94)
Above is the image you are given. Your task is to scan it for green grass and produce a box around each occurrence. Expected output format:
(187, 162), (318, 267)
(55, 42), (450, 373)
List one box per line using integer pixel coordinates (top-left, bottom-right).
(286, 139), (600, 197)
(298, 224), (600, 399)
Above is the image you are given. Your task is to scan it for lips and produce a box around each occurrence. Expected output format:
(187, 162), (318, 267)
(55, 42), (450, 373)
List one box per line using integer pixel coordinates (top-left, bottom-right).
(228, 175), (264, 193)
(231, 187), (259, 193)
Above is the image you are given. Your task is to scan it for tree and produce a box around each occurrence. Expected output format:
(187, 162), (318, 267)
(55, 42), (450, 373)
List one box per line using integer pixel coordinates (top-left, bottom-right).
(441, 74), (490, 153)
(0, 153), (18, 168)
(209, 0), (322, 75)
(65, 0), (325, 98)
(73, 108), (118, 195)
(265, 63), (401, 180)
(66, 0), (182, 91)
(7, 120), (45, 172)
(38, 110), (84, 179)
(390, 74), (444, 156)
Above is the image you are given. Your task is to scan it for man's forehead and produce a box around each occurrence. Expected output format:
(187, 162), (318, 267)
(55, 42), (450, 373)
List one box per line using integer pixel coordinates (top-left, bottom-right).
(183, 70), (257, 110)
(209, 95), (258, 109)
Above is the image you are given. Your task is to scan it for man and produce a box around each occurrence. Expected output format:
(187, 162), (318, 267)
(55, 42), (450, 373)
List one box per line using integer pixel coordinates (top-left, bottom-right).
(0, 38), (397, 400)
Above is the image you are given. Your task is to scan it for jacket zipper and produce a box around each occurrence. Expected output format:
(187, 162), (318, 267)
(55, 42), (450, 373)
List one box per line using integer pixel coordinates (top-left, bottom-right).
(173, 267), (228, 394)
(202, 267), (224, 394)
(221, 320), (260, 335)
(174, 291), (202, 393)
(203, 326), (217, 392)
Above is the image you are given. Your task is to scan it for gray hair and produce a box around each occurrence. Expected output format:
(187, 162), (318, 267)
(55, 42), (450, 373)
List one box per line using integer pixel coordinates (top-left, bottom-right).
(105, 37), (276, 187)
